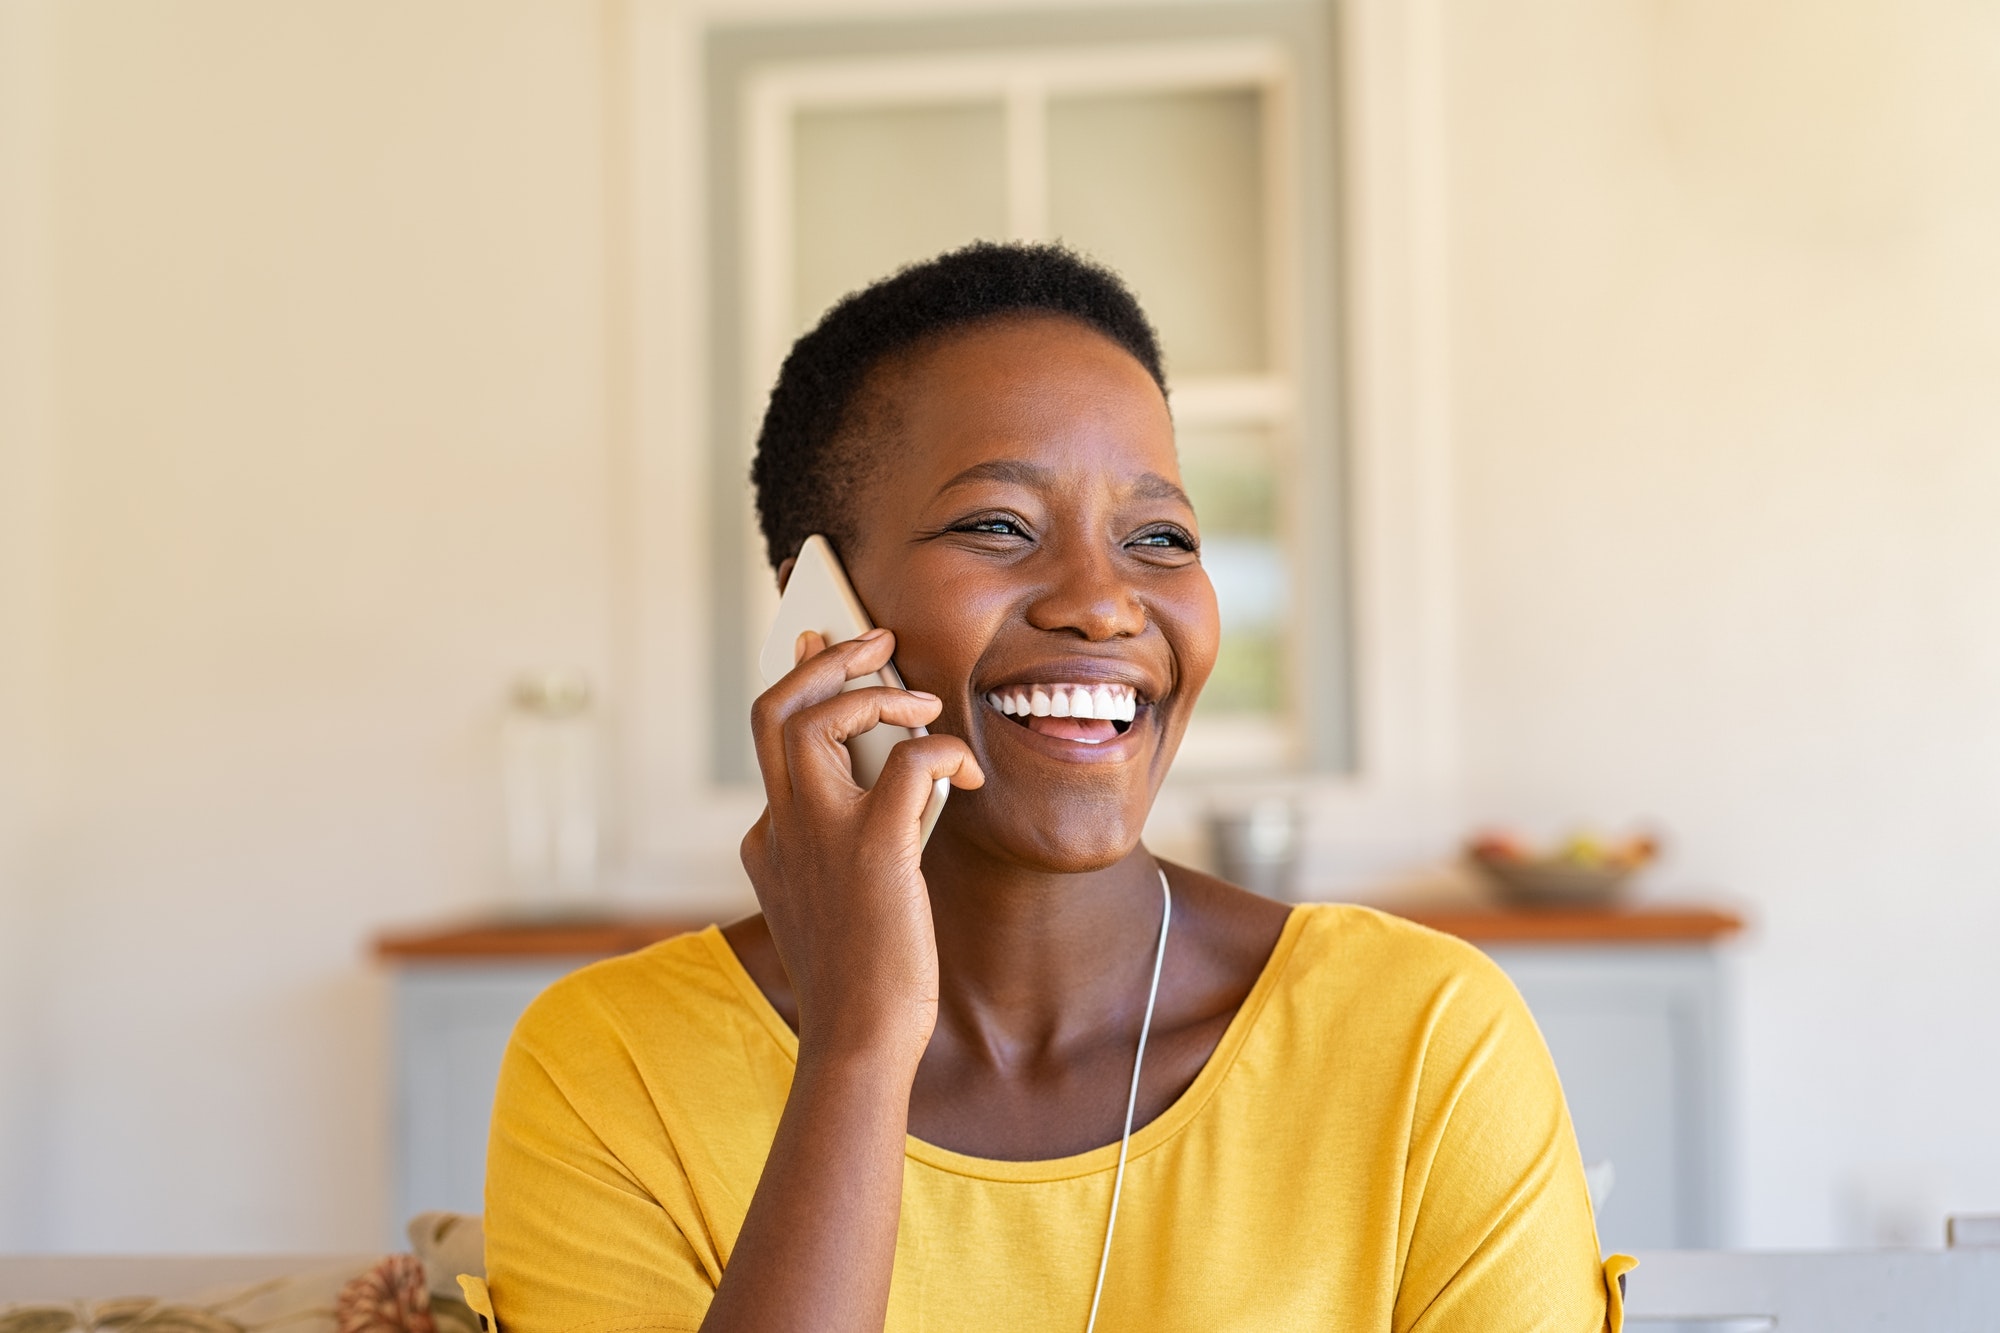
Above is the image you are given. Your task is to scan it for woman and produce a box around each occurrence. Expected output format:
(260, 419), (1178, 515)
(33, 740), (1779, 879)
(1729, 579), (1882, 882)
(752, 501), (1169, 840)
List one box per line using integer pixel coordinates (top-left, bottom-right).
(482, 244), (1628, 1331)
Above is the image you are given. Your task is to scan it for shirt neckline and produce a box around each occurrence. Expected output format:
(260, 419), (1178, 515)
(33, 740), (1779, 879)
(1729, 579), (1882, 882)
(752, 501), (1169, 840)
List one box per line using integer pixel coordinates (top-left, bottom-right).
(698, 903), (1311, 1183)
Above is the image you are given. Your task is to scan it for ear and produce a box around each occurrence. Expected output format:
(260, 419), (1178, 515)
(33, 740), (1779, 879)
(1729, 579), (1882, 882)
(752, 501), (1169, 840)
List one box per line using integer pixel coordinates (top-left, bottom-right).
(775, 556), (796, 594)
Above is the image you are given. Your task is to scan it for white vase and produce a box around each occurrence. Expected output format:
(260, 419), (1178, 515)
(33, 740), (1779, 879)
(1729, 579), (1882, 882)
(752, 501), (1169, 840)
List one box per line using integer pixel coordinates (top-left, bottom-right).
(501, 672), (599, 911)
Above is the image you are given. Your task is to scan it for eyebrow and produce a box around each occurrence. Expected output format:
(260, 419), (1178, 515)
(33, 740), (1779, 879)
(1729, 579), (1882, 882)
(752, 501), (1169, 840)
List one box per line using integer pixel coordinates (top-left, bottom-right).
(1129, 472), (1195, 509)
(933, 458), (1055, 494)
(934, 459), (1194, 510)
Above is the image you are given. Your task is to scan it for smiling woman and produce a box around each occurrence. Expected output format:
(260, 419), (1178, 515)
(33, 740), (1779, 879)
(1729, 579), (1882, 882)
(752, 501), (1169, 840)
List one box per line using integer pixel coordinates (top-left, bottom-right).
(479, 245), (1627, 1333)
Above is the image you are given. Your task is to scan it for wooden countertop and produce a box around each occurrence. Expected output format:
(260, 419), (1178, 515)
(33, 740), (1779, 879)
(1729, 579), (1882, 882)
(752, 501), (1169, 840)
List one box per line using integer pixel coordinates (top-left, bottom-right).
(374, 903), (1742, 961)
(1392, 904), (1742, 944)
(374, 914), (715, 960)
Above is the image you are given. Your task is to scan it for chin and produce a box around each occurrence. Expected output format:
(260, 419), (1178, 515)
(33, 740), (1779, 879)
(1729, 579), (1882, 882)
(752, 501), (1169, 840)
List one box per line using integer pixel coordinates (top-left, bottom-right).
(1017, 827), (1140, 874)
(942, 786), (1148, 874)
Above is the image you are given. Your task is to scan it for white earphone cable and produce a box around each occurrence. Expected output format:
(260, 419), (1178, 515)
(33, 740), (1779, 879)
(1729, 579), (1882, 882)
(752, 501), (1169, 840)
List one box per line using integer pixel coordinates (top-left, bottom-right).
(1083, 867), (1173, 1333)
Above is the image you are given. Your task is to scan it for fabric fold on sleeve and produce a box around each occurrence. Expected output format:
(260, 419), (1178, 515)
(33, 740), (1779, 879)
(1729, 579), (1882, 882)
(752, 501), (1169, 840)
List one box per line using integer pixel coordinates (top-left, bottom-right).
(1601, 1253), (1637, 1333)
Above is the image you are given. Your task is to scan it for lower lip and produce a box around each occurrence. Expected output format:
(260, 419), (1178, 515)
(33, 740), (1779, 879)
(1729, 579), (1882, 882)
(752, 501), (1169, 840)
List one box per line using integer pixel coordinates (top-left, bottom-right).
(983, 705), (1150, 763)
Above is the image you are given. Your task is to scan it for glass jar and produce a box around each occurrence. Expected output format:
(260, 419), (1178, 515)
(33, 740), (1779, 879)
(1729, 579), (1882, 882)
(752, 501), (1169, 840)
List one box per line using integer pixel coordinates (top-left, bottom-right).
(501, 671), (599, 911)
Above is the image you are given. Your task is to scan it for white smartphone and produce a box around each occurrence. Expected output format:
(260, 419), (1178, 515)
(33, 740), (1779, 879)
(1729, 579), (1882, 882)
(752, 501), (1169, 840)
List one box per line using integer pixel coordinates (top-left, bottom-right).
(758, 534), (951, 846)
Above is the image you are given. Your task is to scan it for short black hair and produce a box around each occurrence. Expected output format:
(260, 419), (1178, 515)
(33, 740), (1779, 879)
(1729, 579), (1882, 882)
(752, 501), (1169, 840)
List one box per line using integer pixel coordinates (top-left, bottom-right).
(750, 240), (1167, 572)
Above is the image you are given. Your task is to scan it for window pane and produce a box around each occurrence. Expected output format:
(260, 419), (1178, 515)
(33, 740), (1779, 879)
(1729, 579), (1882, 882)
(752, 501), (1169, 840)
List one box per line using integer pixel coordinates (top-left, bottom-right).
(793, 102), (1008, 331)
(1179, 424), (1289, 719)
(1047, 88), (1268, 376)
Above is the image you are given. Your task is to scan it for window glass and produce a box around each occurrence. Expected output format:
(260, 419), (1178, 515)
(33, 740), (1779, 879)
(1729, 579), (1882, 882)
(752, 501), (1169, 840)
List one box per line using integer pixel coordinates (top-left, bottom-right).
(1179, 423), (1289, 719)
(1047, 89), (1269, 376)
(793, 102), (1008, 329)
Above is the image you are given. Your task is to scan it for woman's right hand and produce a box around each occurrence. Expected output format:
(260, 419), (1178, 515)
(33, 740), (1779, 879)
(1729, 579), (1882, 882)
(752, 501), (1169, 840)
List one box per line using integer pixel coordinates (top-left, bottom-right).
(740, 628), (984, 1070)
(707, 629), (982, 1332)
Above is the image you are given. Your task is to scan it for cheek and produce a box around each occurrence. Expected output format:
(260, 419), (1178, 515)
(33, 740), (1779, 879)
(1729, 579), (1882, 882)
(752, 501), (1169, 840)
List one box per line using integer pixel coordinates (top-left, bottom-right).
(872, 572), (1010, 699)
(1161, 571), (1223, 697)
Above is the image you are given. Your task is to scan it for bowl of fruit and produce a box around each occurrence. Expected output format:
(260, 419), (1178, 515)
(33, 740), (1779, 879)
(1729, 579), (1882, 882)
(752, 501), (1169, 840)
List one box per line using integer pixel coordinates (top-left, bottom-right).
(1466, 830), (1659, 908)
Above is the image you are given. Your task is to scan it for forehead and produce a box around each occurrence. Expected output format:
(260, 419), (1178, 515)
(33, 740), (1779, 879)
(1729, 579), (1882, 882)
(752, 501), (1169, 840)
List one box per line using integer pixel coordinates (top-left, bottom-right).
(870, 314), (1178, 493)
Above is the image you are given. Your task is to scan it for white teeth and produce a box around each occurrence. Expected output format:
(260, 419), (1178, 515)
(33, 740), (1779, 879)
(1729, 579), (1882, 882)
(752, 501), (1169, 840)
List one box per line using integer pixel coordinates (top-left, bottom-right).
(985, 682), (1142, 723)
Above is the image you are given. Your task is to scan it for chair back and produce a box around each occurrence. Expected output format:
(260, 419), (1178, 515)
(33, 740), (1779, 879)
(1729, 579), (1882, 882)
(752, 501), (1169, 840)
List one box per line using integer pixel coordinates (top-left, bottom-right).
(1624, 1217), (2000, 1330)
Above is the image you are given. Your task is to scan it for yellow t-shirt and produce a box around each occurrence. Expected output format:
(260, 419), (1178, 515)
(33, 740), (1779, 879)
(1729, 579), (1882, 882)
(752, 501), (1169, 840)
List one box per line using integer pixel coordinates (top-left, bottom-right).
(483, 904), (1629, 1332)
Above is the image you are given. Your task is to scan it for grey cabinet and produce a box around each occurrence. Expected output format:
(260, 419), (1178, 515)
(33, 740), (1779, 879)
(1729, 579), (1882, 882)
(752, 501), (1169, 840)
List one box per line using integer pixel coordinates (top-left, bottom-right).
(386, 935), (1732, 1253)
(1486, 945), (1729, 1253)
(389, 962), (579, 1237)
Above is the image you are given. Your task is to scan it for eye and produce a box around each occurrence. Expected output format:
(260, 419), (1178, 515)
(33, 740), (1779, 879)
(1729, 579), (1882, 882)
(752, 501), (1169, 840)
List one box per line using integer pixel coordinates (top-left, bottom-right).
(952, 514), (1032, 539)
(1129, 524), (1198, 553)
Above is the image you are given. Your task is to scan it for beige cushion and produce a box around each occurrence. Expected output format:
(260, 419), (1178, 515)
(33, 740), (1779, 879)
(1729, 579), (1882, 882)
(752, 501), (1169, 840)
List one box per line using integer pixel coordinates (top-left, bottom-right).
(406, 1212), (486, 1301)
(0, 1216), (487, 1332)
(0, 1257), (382, 1331)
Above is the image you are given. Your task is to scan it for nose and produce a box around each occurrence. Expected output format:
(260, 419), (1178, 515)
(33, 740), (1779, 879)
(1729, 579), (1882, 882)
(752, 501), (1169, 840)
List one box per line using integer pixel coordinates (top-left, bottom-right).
(1024, 540), (1147, 642)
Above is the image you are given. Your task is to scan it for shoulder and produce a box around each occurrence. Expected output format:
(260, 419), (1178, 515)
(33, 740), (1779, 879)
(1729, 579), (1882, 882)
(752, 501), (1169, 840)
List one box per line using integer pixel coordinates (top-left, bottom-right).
(504, 926), (782, 1084)
(1287, 902), (1508, 986)
(1268, 903), (1533, 1051)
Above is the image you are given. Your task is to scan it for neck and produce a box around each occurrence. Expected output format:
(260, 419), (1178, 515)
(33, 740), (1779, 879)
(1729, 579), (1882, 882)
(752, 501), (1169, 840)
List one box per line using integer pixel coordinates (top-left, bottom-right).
(918, 835), (1167, 1066)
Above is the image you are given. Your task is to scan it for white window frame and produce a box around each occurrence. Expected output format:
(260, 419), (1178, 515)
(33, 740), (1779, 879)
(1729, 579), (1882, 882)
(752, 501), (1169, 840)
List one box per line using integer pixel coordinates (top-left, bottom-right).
(621, 0), (1457, 908)
(740, 39), (1304, 773)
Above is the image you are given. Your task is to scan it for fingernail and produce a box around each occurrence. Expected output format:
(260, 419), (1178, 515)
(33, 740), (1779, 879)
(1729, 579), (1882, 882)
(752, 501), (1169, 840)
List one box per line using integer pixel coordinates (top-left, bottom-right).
(857, 627), (889, 641)
(908, 690), (939, 701)
(793, 631), (813, 664)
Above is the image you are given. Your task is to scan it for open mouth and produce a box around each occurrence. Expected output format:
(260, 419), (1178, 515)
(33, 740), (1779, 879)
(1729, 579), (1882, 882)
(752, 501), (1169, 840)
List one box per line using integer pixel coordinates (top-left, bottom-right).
(982, 683), (1141, 746)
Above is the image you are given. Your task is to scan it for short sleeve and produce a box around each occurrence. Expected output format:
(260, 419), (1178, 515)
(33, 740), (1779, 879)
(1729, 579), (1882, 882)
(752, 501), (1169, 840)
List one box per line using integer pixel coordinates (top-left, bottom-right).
(1392, 949), (1616, 1333)
(482, 986), (717, 1333)
(1603, 1253), (1637, 1331)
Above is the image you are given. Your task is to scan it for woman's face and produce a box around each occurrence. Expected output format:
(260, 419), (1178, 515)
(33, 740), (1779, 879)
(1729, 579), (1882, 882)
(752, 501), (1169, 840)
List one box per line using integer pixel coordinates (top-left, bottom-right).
(837, 314), (1219, 873)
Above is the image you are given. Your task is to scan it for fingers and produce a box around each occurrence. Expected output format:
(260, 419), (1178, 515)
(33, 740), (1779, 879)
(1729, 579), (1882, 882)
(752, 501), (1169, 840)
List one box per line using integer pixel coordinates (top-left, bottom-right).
(782, 687), (945, 791)
(739, 809), (773, 884)
(750, 630), (899, 794)
(871, 734), (984, 825)
(748, 630), (978, 856)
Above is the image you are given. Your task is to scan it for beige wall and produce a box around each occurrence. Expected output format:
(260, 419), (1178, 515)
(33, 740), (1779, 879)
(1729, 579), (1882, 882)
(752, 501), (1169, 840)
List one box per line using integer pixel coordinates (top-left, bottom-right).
(1446, 0), (2000, 1243)
(1, 0), (619, 1247)
(0, 0), (59, 1248)
(1, 0), (1996, 1251)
